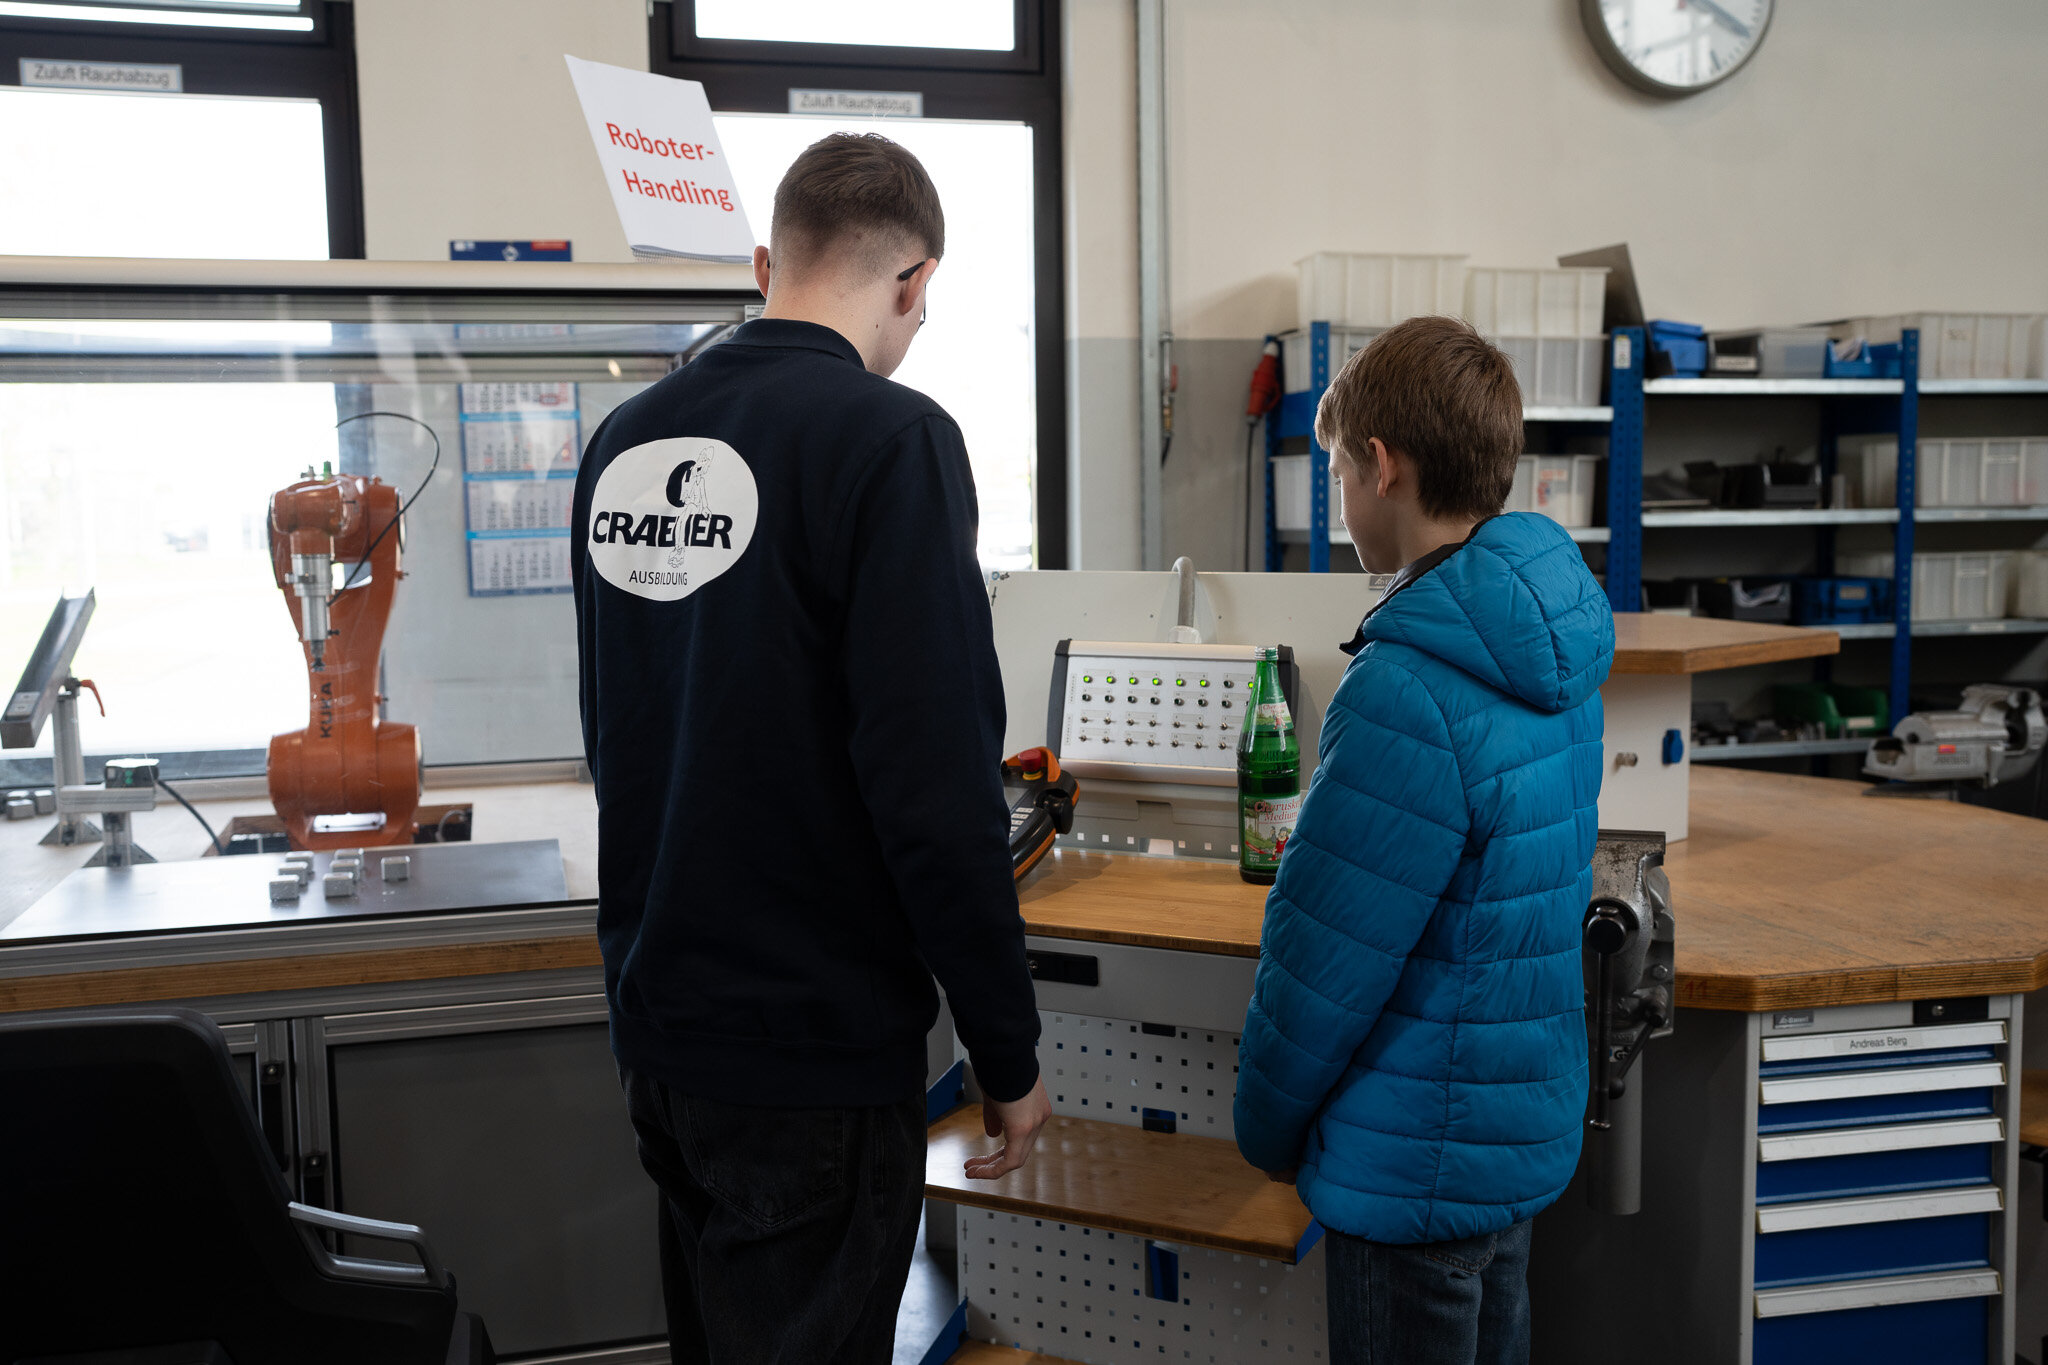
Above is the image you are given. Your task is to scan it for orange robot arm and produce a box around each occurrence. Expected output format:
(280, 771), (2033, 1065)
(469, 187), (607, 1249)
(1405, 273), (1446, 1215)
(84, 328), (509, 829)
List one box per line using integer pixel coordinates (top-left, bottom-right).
(267, 474), (420, 850)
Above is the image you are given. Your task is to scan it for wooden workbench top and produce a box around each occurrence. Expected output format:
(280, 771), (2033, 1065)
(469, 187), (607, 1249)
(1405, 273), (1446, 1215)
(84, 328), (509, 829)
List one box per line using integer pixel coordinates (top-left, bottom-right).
(925, 1107), (1317, 1262)
(1669, 766), (2048, 1010)
(1020, 851), (1264, 958)
(1608, 613), (1839, 675)
(1024, 766), (2048, 1011)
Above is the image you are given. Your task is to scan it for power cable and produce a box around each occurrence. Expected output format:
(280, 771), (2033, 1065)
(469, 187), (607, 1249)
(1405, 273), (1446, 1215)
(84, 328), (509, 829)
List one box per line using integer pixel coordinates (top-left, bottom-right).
(333, 411), (443, 593)
(155, 774), (222, 856)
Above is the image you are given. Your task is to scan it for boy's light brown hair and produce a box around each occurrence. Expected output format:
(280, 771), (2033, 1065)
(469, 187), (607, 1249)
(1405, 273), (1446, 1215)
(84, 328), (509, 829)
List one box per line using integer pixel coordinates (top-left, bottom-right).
(771, 132), (945, 284)
(1314, 316), (1523, 522)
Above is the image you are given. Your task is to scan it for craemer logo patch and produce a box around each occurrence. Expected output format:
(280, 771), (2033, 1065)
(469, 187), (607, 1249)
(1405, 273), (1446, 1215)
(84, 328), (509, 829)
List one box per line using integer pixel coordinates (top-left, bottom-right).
(587, 437), (757, 601)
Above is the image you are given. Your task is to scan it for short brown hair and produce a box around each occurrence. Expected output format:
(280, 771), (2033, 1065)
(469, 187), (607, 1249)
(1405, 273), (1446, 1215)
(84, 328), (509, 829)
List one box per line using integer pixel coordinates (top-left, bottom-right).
(1314, 316), (1523, 521)
(770, 133), (945, 284)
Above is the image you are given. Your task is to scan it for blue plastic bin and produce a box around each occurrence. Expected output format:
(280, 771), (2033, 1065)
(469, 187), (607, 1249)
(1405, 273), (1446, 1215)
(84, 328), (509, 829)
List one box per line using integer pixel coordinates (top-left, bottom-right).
(1648, 319), (1706, 377)
(1792, 577), (1894, 626)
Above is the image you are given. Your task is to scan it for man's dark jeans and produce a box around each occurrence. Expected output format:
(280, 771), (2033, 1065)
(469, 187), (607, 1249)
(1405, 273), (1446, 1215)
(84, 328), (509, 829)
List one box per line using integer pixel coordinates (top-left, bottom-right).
(1325, 1218), (1533, 1365)
(620, 1068), (926, 1365)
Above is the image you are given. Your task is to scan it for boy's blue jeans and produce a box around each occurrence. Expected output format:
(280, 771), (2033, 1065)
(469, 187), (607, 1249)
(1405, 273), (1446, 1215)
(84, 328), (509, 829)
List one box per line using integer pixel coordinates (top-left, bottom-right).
(1325, 1218), (1533, 1365)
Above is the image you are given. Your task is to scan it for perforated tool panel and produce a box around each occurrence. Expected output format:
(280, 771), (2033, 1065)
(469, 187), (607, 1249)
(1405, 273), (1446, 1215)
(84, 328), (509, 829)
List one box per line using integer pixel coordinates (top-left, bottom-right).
(952, 1010), (1329, 1362)
(1040, 1011), (1242, 1137)
(958, 1209), (1327, 1364)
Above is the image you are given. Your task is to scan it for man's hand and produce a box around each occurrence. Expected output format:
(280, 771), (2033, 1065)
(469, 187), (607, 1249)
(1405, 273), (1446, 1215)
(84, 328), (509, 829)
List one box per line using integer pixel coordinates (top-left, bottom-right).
(963, 1075), (1052, 1181)
(1266, 1167), (1298, 1185)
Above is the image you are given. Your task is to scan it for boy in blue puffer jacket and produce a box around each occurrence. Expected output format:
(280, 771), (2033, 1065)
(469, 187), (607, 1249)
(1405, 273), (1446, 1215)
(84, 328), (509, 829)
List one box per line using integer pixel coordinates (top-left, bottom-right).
(1234, 316), (1615, 1365)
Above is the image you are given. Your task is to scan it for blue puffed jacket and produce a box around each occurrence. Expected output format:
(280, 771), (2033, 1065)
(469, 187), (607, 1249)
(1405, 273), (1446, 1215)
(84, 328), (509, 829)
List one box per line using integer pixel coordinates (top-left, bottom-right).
(1234, 512), (1615, 1245)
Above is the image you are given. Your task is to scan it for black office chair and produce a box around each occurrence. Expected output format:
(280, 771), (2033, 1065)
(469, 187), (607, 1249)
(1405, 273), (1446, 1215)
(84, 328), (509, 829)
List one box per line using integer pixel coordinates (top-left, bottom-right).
(0, 1008), (492, 1365)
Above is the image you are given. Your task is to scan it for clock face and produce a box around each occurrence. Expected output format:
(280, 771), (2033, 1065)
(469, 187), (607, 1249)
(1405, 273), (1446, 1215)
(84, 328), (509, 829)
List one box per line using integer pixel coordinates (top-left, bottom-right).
(1584, 0), (1773, 96)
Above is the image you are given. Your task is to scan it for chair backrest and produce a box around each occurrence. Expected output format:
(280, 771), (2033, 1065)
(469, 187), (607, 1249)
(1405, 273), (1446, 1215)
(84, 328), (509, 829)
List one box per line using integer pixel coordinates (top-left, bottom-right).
(0, 1009), (456, 1365)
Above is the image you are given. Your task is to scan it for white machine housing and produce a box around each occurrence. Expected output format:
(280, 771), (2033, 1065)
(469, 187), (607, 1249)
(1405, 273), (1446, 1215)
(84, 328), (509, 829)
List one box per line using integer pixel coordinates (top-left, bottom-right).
(1048, 640), (1296, 788)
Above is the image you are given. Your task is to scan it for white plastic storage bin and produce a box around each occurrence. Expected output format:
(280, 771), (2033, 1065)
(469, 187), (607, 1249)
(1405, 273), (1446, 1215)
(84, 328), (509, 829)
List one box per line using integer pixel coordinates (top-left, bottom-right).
(1275, 454), (1598, 533)
(1279, 326), (1382, 394)
(1296, 253), (1466, 330)
(2022, 437), (2048, 503)
(1271, 453), (1331, 532)
(1464, 267), (1607, 338)
(1494, 335), (1604, 408)
(1840, 436), (1898, 508)
(1839, 436), (2048, 508)
(2016, 553), (2048, 619)
(1839, 551), (2015, 621)
(1506, 455), (1601, 527)
(1834, 313), (2044, 380)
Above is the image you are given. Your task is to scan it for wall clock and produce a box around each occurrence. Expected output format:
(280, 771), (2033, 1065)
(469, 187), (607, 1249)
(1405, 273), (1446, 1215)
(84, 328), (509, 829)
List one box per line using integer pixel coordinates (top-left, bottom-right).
(1582, 0), (1773, 97)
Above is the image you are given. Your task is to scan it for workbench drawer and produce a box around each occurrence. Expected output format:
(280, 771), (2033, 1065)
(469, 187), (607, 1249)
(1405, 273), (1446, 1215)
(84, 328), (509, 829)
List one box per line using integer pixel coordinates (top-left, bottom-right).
(1756, 1086), (1997, 1134)
(1752, 1211), (1990, 1288)
(1752, 1292), (1989, 1365)
(1758, 1059), (2003, 1107)
(1759, 1019), (2007, 1065)
(1755, 1124), (1998, 1203)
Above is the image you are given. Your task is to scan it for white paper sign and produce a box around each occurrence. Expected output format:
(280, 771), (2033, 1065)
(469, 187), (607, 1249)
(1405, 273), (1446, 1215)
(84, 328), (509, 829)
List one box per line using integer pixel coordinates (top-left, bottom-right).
(564, 55), (755, 264)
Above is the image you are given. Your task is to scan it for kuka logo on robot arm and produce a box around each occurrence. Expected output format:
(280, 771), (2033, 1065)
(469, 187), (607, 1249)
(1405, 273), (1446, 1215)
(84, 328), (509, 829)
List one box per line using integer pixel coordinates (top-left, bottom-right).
(587, 437), (757, 601)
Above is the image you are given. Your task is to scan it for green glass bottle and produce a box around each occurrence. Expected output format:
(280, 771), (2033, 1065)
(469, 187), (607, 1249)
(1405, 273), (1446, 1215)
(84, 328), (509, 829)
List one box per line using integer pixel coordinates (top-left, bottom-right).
(1237, 647), (1301, 885)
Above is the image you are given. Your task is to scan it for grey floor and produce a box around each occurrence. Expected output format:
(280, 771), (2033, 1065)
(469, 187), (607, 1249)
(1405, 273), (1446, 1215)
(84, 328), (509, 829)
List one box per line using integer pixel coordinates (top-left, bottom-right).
(892, 1207), (962, 1365)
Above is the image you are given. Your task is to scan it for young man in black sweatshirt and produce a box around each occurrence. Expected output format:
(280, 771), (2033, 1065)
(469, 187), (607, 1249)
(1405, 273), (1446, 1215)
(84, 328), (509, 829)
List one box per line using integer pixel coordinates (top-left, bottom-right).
(570, 133), (1051, 1362)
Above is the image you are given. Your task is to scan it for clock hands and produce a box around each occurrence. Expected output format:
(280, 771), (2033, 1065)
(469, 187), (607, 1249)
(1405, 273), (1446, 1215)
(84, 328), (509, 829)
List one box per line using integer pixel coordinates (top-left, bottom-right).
(1686, 0), (1753, 40)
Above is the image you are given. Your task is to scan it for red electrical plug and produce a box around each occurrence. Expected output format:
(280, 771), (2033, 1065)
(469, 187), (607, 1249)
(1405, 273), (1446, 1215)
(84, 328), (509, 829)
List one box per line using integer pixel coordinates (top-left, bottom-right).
(1245, 338), (1281, 425)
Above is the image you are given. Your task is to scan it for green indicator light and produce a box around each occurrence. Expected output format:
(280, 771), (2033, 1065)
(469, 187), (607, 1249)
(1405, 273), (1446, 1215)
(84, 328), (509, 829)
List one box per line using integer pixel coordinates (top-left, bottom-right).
(1200, 679), (1210, 687)
(1151, 677), (1161, 686)
(1128, 676), (1138, 685)
(1175, 678), (1185, 687)
(1082, 675), (1092, 683)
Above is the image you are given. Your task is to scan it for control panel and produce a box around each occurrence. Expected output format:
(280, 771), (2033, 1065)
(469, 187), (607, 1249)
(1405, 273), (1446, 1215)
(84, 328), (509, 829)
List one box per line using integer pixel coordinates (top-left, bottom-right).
(1047, 640), (1297, 788)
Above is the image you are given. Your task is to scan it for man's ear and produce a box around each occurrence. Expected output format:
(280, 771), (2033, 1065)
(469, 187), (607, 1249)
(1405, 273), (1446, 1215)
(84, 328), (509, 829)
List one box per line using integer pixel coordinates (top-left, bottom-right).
(1368, 437), (1398, 500)
(897, 257), (937, 319)
(751, 244), (771, 300)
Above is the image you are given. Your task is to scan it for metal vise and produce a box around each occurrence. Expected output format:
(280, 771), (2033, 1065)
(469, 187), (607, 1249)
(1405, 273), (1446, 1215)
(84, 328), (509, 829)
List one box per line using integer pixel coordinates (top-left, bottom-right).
(1864, 684), (2046, 789)
(1582, 829), (1676, 1215)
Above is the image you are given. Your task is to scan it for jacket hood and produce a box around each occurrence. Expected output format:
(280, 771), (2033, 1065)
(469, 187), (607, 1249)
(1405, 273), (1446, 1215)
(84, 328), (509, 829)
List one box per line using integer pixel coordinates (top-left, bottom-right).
(1356, 512), (1614, 713)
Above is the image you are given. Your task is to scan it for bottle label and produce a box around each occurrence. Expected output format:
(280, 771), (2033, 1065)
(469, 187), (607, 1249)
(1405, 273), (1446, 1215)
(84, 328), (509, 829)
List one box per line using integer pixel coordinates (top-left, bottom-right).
(1240, 792), (1302, 869)
(1256, 701), (1292, 731)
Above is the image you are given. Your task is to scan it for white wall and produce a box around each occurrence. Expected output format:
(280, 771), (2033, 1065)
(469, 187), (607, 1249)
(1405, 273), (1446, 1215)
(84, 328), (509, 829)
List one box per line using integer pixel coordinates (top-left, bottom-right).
(1062, 0), (1144, 568)
(1162, 0), (2048, 340)
(353, 0), (647, 262)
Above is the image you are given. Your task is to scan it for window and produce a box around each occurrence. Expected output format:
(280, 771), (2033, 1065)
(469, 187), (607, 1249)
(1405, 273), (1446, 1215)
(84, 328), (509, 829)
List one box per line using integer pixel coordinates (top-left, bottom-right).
(716, 113), (1037, 568)
(0, 0), (362, 257)
(654, 0), (1067, 567)
(0, 87), (329, 258)
(0, 362), (342, 759)
(692, 0), (1015, 53)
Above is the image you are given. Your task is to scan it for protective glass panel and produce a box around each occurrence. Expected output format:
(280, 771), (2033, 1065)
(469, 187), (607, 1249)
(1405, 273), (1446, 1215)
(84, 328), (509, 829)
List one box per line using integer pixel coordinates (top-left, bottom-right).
(0, 88), (328, 259)
(0, 303), (737, 769)
(716, 113), (1037, 569)
(693, 0), (1014, 51)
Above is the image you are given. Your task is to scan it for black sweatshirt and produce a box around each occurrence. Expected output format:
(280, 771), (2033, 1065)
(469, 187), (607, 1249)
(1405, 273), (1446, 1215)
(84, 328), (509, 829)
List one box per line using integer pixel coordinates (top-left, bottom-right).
(570, 318), (1041, 1107)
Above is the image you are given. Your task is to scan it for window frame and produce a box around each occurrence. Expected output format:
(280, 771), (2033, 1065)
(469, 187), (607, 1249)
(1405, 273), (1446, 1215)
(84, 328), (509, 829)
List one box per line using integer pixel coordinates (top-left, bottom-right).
(652, 0), (1069, 568)
(0, 1), (364, 258)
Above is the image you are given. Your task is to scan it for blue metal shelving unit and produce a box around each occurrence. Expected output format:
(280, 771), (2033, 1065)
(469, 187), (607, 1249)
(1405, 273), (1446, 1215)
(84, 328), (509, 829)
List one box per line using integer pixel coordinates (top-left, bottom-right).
(1266, 320), (1335, 573)
(1260, 324), (2024, 729)
(1603, 327), (1645, 613)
